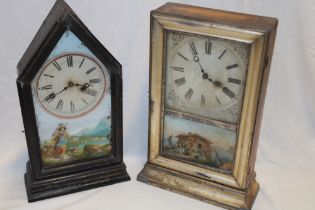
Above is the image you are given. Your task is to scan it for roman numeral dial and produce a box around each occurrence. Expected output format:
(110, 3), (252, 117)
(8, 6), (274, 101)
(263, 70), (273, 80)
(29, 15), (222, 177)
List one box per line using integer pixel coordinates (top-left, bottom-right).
(35, 53), (108, 118)
(39, 85), (52, 90)
(185, 88), (194, 100)
(166, 31), (247, 123)
(53, 61), (62, 71)
(222, 87), (235, 98)
(189, 41), (198, 56)
(175, 77), (186, 86)
(201, 94), (206, 107)
(205, 40), (212, 55)
(226, 64), (239, 70)
(56, 99), (64, 110)
(228, 78), (241, 84)
(67, 55), (73, 67)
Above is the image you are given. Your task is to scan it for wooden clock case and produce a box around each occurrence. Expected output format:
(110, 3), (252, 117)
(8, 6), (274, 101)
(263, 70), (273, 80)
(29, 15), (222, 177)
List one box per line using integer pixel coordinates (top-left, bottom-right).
(137, 3), (278, 210)
(17, 0), (130, 202)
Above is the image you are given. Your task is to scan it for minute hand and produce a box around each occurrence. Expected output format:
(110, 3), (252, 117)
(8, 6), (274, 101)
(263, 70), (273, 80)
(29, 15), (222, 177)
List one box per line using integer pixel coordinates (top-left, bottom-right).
(43, 83), (70, 103)
(192, 54), (206, 74)
(194, 58), (217, 82)
(197, 61), (205, 73)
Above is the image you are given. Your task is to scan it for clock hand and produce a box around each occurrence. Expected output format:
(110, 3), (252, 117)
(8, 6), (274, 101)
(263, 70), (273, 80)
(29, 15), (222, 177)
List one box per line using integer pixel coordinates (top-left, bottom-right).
(43, 87), (68, 103)
(208, 77), (223, 88)
(203, 77), (238, 100)
(201, 72), (223, 88)
(43, 81), (74, 103)
(193, 56), (217, 82)
(192, 55), (205, 73)
(81, 83), (89, 91)
(55, 86), (69, 95)
(74, 83), (85, 87)
(206, 78), (238, 99)
(43, 92), (55, 103)
(212, 80), (223, 88)
(75, 82), (94, 91)
(43, 81), (94, 103)
(197, 62), (205, 73)
(55, 81), (77, 95)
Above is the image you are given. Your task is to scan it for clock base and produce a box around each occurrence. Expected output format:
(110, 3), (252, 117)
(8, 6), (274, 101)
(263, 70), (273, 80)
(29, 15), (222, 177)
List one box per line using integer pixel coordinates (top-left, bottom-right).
(137, 163), (259, 210)
(24, 161), (130, 202)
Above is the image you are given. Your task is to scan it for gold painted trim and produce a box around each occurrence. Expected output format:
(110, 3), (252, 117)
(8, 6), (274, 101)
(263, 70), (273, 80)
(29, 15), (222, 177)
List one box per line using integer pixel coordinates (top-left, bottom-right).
(148, 14), (267, 189)
(153, 14), (263, 43)
(233, 36), (266, 188)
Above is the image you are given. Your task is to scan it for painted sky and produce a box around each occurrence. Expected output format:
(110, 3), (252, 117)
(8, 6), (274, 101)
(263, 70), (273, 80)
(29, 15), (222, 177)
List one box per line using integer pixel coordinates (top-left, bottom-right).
(32, 30), (111, 141)
(47, 30), (94, 59)
(163, 115), (236, 150)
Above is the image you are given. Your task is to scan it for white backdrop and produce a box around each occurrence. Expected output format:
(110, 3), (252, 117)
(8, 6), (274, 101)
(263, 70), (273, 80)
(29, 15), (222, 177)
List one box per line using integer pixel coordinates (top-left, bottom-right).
(0, 0), (315, 210)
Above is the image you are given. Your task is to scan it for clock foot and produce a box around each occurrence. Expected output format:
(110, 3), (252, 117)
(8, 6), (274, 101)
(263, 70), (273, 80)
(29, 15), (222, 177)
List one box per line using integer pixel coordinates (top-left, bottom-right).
(24, 161), (130, 202)
(137, 162), (259, 210)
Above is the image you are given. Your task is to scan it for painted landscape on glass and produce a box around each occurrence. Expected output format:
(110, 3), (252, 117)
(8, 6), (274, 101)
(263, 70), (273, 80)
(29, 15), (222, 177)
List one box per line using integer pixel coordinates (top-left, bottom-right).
(162, 115), (237, 171)
(40, 116), (112, 166)
(31, 30), (113, 167)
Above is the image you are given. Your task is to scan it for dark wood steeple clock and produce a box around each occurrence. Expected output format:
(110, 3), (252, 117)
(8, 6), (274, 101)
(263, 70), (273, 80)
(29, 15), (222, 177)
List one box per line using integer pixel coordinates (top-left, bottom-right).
(16, 0), (129, 202)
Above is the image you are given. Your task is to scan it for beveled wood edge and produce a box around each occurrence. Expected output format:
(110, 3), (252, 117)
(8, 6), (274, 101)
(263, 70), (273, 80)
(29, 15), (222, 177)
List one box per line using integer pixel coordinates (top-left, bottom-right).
(151, 157), (237, 187)
(233, 35), (267, 188)
(153, 14), (263, 43)
(147, 12), (269, 189)
(25, 161), (130, 202)
(153, 3), (278, 31)
(137, 163), (259, 210)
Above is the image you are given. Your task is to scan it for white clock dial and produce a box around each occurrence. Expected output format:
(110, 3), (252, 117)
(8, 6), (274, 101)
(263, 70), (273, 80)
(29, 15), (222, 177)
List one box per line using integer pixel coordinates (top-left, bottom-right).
(165, 32), (249, 124)
(35, 53), (108, 118)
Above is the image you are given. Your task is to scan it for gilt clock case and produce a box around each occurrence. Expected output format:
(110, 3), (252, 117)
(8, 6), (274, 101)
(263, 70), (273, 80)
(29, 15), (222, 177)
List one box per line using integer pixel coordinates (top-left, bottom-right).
(137, 3), (277, 210)
(17, 0), (129, 202)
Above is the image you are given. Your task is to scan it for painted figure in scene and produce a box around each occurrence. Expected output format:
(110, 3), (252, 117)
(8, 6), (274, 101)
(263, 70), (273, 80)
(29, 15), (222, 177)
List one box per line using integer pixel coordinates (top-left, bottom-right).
(32, 30), (113, 167)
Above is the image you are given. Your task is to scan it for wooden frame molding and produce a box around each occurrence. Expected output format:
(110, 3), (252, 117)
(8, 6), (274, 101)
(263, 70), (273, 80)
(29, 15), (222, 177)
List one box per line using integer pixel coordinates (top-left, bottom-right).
(138, 3), (278, 210)
(17, 0), (130, 202)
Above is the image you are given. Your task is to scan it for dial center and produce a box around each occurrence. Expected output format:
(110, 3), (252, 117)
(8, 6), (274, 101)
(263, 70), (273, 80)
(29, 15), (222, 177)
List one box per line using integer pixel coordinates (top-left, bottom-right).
(68, 81), (75, 88)
(36, 53), (107, 118)
(213, 80), (222, 88)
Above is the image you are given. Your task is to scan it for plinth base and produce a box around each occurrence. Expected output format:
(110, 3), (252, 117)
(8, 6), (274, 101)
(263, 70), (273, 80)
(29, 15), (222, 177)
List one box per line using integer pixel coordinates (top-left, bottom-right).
(137, 163), (259, 210)
(25, 161), (130, 202)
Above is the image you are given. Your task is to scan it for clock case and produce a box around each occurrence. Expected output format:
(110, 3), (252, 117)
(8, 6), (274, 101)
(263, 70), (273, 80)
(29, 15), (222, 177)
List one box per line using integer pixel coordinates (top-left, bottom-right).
(16, 0), (129, 202)
(137, 3), (277, 210)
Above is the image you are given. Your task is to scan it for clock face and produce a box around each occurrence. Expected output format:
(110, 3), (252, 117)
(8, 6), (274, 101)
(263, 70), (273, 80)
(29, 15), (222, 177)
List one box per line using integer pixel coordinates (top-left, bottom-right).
(165, 31), (249, 124)
(30, 30), (113, 167)
(162, 31), (250, 172)
(36, 53), (107, 118)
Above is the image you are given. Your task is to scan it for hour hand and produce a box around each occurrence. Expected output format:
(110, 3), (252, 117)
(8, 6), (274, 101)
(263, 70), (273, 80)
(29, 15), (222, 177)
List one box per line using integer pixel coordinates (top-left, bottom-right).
(44, 92), (55, 103)
(80, 83), (93, 91)
(74, 82), (93, 91)
(205, 76), (223, 88)
(201, 72), (216, 83)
